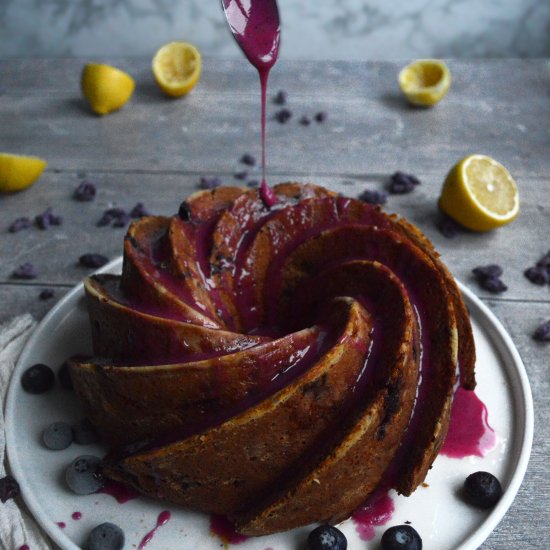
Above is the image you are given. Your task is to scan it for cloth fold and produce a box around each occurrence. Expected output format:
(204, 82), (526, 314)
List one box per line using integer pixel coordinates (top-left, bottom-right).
(1, 315), (53, 550)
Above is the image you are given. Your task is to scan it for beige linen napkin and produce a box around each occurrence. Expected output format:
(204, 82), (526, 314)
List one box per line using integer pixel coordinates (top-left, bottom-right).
(0, 315), (53, 550)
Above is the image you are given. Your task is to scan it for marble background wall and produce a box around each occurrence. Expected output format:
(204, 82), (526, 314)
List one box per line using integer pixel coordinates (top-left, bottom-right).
(0, 0), (549, 59)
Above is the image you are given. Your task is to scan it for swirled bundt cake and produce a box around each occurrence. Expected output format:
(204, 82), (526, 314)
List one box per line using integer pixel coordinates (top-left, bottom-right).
(70, 182), (476, 536)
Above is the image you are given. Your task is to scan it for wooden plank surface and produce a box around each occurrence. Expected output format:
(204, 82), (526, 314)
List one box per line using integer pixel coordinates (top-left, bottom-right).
(0, 59), (549, 549)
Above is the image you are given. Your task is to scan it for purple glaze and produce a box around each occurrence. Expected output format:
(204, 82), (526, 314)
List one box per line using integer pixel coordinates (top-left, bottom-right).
(99, 479), (139, 503)
(210, 514), (248, 545)
(19, 546), (30, 550)
(137, 511), (171, 549)
(352, 489), (394, 541)
(222, 0), (280, 191)
(440, 387), (496, 458)
(71, 511), (82, 520)
(56, 522), (66, 529)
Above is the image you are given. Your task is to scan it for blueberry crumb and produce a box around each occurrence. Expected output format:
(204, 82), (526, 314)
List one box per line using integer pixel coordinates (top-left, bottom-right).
(388, 171), (421, 194)
(274, 108), (292, 123)
(314, 111), (327, 123)
(39, 288), (55, 300)
(437, 215), (462, 239)
(233, 171), (248, 180)
(240, 153), (256, 166)
(524, 266), (549, 285)
(273, 90), (287, 105)
(129, 202), (150, 218)
(299, 115), (311, 126)
(199, 176), (222, 190)
(8, 217), (32, 233)
(96, 207), (129, 228)
(35, 207), (62, 229)
(247, 180), (259, 188)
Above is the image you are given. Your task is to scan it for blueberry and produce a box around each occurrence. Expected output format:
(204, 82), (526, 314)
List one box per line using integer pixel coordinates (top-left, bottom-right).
(307, 525), (347, 550)
(524, 266), (549, 285)
(274, 108), (292, 123)
(381, 525), (422, 549)
(39, 288), (55, 300)
(87, 522), (125, 550)
(299, 115), (311, 126)
(21, 364), (55, 394)
(199, 176), (222, 190)
(240, 153), (256, 166)
(74, 181), (97, 202)
(533, 320), (550, 342)
(65, 455), (104, 495)
(129, 202), (151, 218)
(8, 217), (32, 233)
(273, 90), (287, 105)
(79, 254), (109, 269)
(0, 475), (20, 503)
(43, 422), (73, 450)
(73, 418), (101, 445)
(437, 216), (462, 239)
(314, 111), (327, 123)
(472, 264), (503, 279)
(178, 201), (192, 221)
(464, 471), (503, 508)
(359, 189), (387, 205)
(12, 262), (38, 280)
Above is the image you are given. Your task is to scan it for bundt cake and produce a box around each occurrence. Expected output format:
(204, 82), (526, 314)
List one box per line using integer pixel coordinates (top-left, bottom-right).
(70, 182), (476, 536)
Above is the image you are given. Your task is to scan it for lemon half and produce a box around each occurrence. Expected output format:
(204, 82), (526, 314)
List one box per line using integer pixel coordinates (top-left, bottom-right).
(0, 153), (47, 193)
(81, 63), (135, 115)
(439, 155), (519, 232)
(152, 42), (202, 97)
(398, 59), (451, 107)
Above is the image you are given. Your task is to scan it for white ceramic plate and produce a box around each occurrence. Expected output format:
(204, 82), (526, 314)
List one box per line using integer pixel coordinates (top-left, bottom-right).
(6, 258), (533, 550)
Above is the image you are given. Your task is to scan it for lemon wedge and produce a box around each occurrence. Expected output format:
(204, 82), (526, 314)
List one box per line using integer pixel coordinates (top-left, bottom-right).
(398, 59), (451, 107)
(152, 42), (202, 97)
(0, 153), (47, 193)
(439, 155), (519, 231)
(81, 63), (135, 115)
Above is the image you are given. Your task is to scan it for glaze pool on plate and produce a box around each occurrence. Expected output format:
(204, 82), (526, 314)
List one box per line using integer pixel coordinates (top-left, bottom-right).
(5, 258), (533, 550)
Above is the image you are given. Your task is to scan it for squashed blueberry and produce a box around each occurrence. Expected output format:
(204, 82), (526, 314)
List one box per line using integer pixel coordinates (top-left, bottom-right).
(388, 171), (421, 194)
(359, 188), (388, 205)
(274, 108), (292, 123)
(234, 171), (248, 180)
(240, 153), (256, 166)
(96, 207), (129, 228)
(472, 264), (503, 280)
(79, 254), (109, 269)
(87, 522), (125, 550)
(35, 207), (62, 229)
(129, 202), (150, 218)
(12, 262), (38, 279)
(524, 266), (549, 285)
(199, 176), (222, 190)
(43, 422), (73, 450)
(0, 475), (20, 503)
(314, 111), (327, 123)
(381, 525), (423, 550)
(299, 115), (311, 126)
(8, 217), (32, 233)
(464, 471), (503, 509)
(65, 455), (104, 495)
(21, 364), (55, 394)
(73, 418), (101, 445)
(307, 525), (347, 550)
(73, 181), (97, 202)
(39, 288), (55, 300)
(533, 320), (550, 342)
(273, 90), (287, 105)
(437, 216), (462, 239)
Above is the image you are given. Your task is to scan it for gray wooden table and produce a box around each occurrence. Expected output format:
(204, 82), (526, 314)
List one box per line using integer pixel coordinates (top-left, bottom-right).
(1, 58), (549, 548)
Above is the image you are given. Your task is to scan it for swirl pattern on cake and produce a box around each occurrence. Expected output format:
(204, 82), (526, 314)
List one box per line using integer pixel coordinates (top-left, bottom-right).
(70, 183), (475, 536)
